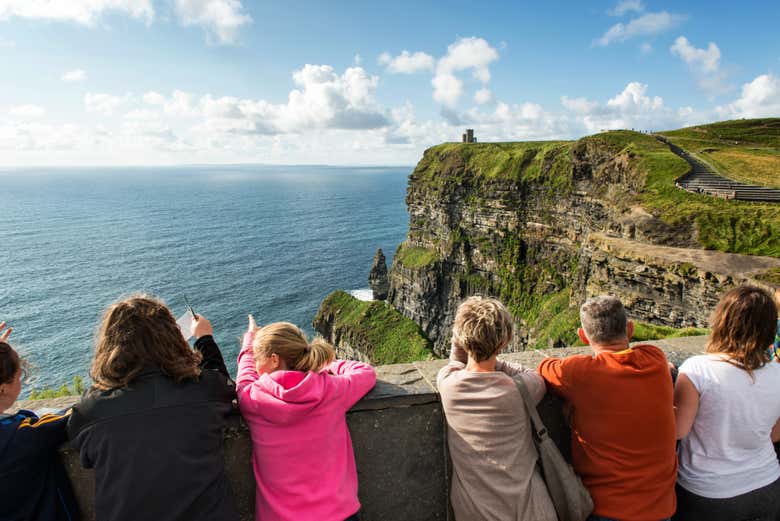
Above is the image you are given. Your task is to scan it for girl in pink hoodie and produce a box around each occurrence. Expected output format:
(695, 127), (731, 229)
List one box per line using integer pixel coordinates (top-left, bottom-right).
(236, 316), (376, 521)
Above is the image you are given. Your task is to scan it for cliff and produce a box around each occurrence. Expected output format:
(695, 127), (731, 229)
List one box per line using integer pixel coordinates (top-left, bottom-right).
(385, 126), (780, 355)
(313, 290), (433, 364)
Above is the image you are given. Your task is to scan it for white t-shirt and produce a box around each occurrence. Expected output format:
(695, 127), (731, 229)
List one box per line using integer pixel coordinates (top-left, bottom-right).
(678, 354), (780, 498)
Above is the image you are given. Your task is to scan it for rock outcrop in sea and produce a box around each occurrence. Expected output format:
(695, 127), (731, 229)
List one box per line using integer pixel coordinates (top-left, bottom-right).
(368, 248), (389, 301)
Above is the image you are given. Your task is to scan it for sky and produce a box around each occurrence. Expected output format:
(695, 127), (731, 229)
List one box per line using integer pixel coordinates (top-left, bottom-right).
(0, 0), (778, 166)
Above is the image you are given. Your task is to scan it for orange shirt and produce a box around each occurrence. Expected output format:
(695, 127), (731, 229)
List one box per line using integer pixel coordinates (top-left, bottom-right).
(537, 345), (677, 521)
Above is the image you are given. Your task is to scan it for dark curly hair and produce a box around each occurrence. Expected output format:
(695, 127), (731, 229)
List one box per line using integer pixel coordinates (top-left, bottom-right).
(90, 294), (202, 391)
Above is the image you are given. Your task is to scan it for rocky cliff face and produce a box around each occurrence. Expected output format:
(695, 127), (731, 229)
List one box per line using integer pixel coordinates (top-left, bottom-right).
(386, 137), (780, 355)
(368, 248), (389, 300)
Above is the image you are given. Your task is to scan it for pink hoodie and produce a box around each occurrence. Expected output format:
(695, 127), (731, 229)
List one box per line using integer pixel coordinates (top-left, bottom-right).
(236, 331), (377, 521)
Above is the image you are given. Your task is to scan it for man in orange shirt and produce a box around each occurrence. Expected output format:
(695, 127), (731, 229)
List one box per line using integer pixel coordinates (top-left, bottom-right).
(537, 296), (677, 521)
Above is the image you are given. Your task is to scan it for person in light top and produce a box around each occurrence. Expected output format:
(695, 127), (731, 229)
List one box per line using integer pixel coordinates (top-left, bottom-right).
(437, 296), (557, 521)
(237, 316), (376, 521)
(0, 321), (80, 521)
(673, 285), (780, 521)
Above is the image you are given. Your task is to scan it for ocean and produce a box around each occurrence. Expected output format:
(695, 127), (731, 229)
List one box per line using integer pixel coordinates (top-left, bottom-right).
(0, 165), (410, 395)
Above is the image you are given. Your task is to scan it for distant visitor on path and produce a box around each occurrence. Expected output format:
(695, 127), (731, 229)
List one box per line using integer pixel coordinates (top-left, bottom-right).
(437, 296), (557, 521)
(538, 296), (677, 521)
(67, 295), (240, 521)
(236, 317), (376, 521)
(0, 322), (80, 521)
(673, 285), (780, 521)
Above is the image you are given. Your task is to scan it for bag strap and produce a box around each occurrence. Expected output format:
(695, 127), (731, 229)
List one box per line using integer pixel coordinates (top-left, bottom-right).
(513, 376), (551, 442)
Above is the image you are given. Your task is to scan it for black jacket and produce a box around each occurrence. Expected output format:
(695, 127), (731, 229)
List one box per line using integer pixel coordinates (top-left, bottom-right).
(0, 409), (80, 521)
(67, 336), (239, 521)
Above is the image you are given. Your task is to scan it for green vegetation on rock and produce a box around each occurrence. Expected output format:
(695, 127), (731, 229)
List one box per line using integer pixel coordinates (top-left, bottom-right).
(411, 140), (574, 193)
(395, 243), (439, 269)
(632, 322), (709, 342)
(29, 375), (85, 400)
(315, 290), (434, 364)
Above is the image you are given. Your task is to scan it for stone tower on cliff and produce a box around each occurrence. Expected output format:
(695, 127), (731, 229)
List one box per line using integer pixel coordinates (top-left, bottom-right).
(368, 248), (389, 300)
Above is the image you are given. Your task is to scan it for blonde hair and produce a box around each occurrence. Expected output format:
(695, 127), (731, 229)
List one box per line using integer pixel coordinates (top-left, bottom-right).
(707, 285), (776, 375)
(452, 296), (514, 362)
(774, 287), (780, 311)
(91, 294), (201, 391)
(253, 322), (335, 372)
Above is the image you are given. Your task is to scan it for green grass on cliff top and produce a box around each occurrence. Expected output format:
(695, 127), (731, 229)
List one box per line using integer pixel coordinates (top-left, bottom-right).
(585, 125), (780, 257)
(660, 118), (780, 189)
(413, 140), (574, 192)
(316, 290), (434, 364)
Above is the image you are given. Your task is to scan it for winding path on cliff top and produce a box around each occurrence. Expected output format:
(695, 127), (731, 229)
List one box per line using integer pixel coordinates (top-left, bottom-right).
(654, 135), (780, 202)
(590, 233), (780, 277)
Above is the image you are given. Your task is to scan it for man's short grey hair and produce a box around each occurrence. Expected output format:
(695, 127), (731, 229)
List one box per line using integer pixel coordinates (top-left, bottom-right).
(580, 296), (628, 344)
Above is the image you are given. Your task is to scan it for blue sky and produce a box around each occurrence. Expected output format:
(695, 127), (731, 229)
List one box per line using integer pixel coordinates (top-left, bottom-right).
(0, 0), (778, 166)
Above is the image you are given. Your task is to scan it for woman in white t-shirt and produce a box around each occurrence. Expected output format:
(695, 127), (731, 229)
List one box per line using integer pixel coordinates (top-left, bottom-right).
(673, 285), (780, 521)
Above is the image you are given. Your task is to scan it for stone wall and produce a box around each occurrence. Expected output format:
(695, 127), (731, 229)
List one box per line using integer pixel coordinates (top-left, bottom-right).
(17, 336), (712, 521)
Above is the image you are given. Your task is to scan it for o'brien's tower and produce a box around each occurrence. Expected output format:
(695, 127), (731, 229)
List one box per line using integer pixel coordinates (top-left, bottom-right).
(461, 129), (476, 143)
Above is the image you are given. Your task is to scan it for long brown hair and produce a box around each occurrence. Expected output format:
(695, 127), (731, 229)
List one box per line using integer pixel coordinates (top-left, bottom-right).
(706, 285), (776, 374)
(253, 322), (335, 372)
(91, 294), (201, 390)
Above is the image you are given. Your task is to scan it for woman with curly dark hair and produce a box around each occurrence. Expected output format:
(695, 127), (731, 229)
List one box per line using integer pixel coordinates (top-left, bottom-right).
(674, 285), (780, 521)
(68, 295), (239, 521)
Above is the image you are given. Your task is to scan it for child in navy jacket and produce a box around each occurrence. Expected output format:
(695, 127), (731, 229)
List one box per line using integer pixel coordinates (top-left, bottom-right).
(0, 321), (80, 521)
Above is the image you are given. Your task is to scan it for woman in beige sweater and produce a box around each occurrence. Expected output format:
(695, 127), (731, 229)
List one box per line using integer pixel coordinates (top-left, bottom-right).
(437, 296), (557, 521)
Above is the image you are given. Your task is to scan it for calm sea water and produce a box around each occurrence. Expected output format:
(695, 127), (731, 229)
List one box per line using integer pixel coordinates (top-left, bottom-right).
(0, 165), (410, 395)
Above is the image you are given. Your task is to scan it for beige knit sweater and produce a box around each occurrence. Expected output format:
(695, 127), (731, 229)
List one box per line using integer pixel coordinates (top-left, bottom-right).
(437, 346), (557, 521)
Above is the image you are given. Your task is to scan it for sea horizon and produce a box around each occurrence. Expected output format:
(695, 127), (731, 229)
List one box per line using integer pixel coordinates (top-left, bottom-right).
(2, 165), (410, 396)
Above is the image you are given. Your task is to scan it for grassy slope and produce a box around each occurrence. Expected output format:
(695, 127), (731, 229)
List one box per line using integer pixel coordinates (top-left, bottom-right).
(660, 118), (780, 189)
(590, 128), (780, 257)
(316, 290), (434, 364)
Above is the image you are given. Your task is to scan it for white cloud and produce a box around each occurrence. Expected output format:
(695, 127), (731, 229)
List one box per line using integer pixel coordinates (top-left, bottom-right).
(136, 65), (389, 135)
(437, 37), (498, 81)
(670, 36), (720, 73)
(717, 74), (780, 118)
(595, 11), (685, 46)
(608, 0), (644, 16)
(561, 96), (599, 114)
(378, 50), (435, 74)
(474, 88), (492, 105)
(61, 69), (86, 82)
(173, 0), (251, 45)
(431, 73), (463, 107)
(0, 0), (154, 25)
(562, 82), (684, 134)
(143, 89), (197, 116)
(670, 36), (730, 95)
(433, 37), (499, 107)
(84, 93), (125, 115)
(0, 36), (14, 48)
(8, 104), (45, 118)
